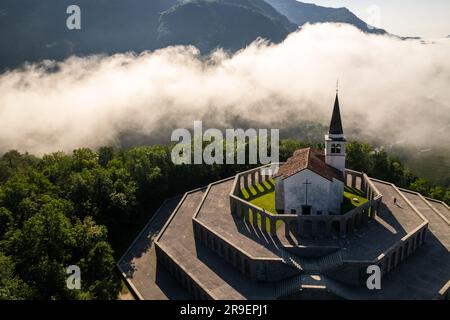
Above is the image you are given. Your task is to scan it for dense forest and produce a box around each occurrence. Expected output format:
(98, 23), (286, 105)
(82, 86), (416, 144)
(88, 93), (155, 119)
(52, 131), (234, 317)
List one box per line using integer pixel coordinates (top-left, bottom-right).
(0, 140), (448, 299)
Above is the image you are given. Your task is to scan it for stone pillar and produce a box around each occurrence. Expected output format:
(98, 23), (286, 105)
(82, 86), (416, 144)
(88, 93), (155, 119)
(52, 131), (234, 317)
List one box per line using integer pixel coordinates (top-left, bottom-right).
(339, 221), (346, 238)
(243, 174), (249, 190)
(245, 208), (251, 223)
(352, 175), (357, 188)
(325, 221), (332, 238)
(361, 209), (369, 225)
(312, 220), (318, 238)
(250, 171), (255, 187)
(284, 221), (290, 237)
(252, 209), (258, 227)
(261, 211), (267, 233)
(422, 228), (428, 242)
(261, 169), (267, 182)
(298, 219), (305, 236)
(270, 219), (277, 237)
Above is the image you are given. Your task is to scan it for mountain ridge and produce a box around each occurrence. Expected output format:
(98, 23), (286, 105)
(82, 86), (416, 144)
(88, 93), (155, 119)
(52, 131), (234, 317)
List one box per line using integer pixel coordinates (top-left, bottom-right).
(1, 0), (389, 71)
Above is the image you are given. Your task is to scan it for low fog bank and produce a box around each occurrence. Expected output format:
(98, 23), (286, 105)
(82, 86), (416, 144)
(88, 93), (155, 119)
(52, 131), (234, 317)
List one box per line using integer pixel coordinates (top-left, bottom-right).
(0, 24), (449, 155)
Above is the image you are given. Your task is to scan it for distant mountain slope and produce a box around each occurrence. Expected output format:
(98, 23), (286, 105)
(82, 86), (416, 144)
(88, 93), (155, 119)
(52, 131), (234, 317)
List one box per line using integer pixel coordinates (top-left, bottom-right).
(157, 0), (297, 52)
(0, 0), (388, 71)
(0, 0), (177, 71)
(265, 0), (386, 34)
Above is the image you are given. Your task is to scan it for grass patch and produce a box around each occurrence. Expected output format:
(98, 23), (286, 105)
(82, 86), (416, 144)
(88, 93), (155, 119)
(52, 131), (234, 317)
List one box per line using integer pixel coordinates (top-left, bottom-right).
(240, 179), (282, 232)
(342, 186), (368, 213)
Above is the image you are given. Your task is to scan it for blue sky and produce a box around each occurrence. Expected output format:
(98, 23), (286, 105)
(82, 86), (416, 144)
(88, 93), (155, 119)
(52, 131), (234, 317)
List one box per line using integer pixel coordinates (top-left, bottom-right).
(302, 0), (450, 38)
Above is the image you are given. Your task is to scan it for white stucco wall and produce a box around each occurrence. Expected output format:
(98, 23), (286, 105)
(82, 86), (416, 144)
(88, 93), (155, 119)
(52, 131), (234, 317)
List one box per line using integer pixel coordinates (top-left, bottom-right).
(329, 178), (344, 213)
(275, 177), (284, 211)
(280, 169), (343, 214)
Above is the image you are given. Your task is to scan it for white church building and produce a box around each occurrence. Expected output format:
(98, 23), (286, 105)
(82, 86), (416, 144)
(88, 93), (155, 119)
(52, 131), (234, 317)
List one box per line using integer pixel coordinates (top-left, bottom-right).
(274, 92), (347, 215)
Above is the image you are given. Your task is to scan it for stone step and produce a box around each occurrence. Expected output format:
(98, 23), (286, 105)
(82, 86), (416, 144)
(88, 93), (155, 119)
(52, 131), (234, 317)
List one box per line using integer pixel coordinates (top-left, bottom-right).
(275, 274), (303, 298)
(318, 251), (343, 271)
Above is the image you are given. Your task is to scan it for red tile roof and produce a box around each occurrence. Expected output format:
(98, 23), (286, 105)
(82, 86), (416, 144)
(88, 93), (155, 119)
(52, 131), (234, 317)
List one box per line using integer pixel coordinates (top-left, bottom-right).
(274, 147), (343, 182)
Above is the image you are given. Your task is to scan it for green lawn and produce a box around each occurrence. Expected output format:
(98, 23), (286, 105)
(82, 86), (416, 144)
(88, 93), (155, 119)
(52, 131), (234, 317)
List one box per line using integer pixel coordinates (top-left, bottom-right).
(342, 186), (368, 213)
(240, 179), (281, 232)
(240, 181), (368, 226)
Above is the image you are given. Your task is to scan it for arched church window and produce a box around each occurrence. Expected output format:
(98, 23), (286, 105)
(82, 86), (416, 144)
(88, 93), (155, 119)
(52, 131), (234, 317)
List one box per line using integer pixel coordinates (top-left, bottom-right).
(336, 144), (341, 153)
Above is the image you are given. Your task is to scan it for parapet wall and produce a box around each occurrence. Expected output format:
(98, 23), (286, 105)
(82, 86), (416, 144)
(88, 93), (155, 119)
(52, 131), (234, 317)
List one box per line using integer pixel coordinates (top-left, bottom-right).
(229, 166), (383, 240)
(192, 219), (299, 282)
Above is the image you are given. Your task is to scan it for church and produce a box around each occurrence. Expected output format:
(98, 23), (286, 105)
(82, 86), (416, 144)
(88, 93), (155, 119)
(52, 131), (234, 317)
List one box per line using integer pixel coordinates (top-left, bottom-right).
(274, 92), (346, 215)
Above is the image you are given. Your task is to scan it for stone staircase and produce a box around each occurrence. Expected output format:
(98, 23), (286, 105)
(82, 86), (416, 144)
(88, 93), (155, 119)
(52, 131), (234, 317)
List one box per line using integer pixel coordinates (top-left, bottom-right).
(280, 248), (343, 274)
(276, 249), (345, 298)
(279, 249), (319, 273)
(322, 275), (374, 300)
(317, 250), (343, 272)
(275, 274), (303, 298)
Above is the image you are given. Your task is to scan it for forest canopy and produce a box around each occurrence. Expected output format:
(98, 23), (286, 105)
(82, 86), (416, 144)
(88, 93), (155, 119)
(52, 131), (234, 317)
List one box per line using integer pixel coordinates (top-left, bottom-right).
(0, 140), (448, 299)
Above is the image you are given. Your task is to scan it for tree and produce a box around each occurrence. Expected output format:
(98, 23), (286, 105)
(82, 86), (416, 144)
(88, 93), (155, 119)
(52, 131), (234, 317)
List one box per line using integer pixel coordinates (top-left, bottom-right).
(346, 141), (373, 173)
(409, 178), (431, 196)
(10, 197), (77, 299)
(0, 253), (33, 300)
(0, 207), (13, 239)
(80, 241), (120, 300)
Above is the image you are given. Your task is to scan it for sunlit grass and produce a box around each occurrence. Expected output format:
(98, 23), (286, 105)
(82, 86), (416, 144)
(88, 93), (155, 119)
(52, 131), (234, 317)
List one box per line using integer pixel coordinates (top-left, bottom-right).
(240, 179), (281, 232)
(342, 186), (368, 213)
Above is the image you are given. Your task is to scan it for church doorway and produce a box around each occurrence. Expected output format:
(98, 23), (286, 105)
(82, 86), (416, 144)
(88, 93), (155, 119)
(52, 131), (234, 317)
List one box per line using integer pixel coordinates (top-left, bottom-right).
(302, 205), (312, 215)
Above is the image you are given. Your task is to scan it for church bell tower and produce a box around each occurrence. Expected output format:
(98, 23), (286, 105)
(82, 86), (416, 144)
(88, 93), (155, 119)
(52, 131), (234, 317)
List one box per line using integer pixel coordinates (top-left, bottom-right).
(324, 90), (346, 173)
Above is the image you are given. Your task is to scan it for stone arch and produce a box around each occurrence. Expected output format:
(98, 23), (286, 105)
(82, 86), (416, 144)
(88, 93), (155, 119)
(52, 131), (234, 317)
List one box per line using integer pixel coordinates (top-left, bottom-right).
(385, 256), (391, 272)
(290, 220), (299, 237)
(354, 212), (362, 229)
(213, 236), (218, 251)
(228, 246), (233, 263)
(404, 242), (409, 258)
(244, 259), (250, 275)
(206, 232), (211, 248)
(317, 220), (327, 238)
(219, 241), (224, 256)
(346, 217), (354, 235)
(331, 220), (340, 238)
(411, 236), (416, 251)
(236, 252), (243, 271)
(420, 229), (427, 243)
(303, 220), (313, 238)
(390, 252), (397, 269)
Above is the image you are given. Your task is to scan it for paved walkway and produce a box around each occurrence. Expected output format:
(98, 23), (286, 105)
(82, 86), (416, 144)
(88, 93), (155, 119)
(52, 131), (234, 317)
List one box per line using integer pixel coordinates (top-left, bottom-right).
(322, 189), (450, 300)
(117, 197), (189, 300)
(426, 198), (450, 222)
(197, 179), (281, 259)
(158, 187), (277, 299)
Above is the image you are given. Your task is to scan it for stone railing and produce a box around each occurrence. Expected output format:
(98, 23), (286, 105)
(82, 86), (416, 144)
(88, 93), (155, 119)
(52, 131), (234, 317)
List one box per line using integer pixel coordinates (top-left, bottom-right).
(229, 165), (383, 239)
(324, 180), (429, 286)
(438, 281), (450, 300)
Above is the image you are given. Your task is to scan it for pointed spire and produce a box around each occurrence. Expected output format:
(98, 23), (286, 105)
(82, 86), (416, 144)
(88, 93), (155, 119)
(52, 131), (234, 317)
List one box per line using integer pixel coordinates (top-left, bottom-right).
(329, 93), (343, 135)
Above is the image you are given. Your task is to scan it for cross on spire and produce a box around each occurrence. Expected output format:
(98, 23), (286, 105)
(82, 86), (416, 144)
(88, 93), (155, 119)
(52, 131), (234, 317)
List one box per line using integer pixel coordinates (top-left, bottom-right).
(336, 79), (339, 94)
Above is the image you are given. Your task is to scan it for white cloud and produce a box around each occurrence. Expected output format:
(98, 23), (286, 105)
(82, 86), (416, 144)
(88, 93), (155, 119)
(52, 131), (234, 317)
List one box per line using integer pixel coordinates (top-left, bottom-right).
(0, 23), (449, 154)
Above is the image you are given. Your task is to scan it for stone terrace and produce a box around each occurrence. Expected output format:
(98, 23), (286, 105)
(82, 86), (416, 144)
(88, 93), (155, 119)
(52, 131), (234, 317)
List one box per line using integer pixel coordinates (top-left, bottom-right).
(156, 188), (277, 299)
(118, 170), (450, 300)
